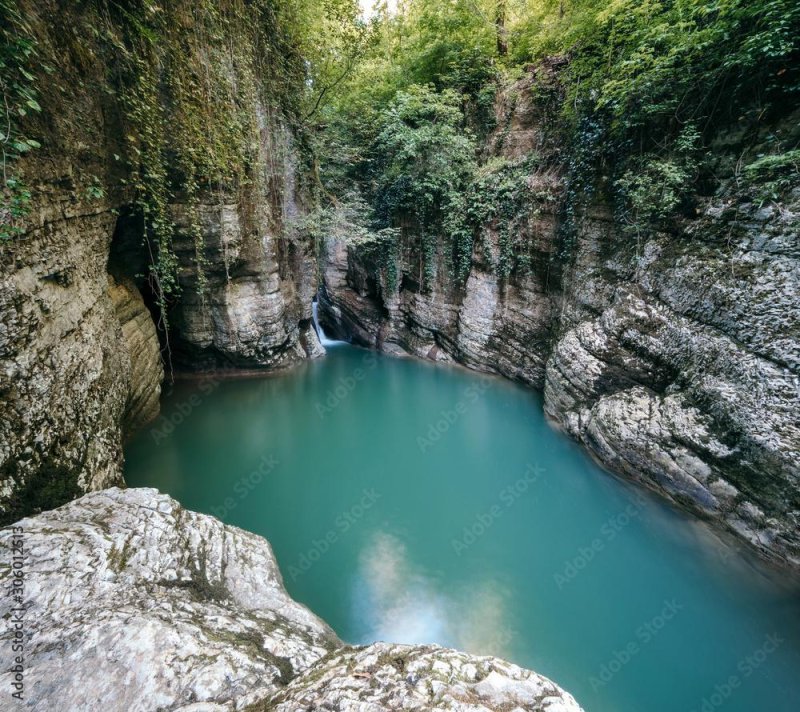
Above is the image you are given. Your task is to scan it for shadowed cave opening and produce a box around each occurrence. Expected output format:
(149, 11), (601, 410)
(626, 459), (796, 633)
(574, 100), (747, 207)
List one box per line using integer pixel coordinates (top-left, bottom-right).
(107, 205), (173, 357)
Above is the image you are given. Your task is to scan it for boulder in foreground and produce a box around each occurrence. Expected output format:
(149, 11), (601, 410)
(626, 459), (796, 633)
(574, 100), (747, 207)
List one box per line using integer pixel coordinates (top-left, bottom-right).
(0, 488), (583, 711)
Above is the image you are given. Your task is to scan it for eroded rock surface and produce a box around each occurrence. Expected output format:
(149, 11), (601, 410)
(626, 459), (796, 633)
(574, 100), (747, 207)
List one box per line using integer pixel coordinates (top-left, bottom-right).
(108, 275), (164, 434)
(0, 488), (338, 710)
(0, 488), (583, 712)
(266, 643), (583, 712)
(0, 182), (143, 524)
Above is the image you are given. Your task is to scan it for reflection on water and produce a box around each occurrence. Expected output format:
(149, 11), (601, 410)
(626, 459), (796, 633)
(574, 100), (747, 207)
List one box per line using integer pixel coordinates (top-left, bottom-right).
(354, 530), (514, 658)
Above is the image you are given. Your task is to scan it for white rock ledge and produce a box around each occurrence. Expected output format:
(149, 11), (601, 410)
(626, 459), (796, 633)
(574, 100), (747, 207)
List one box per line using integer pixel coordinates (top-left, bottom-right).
(0, 488), (583, 711)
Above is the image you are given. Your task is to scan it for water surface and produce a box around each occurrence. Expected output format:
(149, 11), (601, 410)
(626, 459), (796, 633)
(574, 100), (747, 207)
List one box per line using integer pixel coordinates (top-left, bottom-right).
(125, 343), (800, 711)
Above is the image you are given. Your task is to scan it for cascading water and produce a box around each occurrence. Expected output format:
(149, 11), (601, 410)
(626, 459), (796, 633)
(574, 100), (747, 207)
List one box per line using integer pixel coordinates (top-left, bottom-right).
(312, 298), (343, 347)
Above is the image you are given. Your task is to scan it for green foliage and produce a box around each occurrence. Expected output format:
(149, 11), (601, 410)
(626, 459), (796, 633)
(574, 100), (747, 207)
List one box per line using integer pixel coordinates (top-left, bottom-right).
(384, 0), (499, 91)
(468, 155), (551, 279)
(614, 124), (700, 240)
(85, 176), (106, 201)
(371, 85), (477, 287)
(0, 0), (43, 241)
(556, 110), (603, 260)
(314, 0), (503, 141)
(1, 176), (31, 240)
(301, 190), (402, 293)
(509, 0), (800, 133)
(294, 0), (377, 120)
(318, 82), (555, 287)
(742, 149), (800, 204)
(507, 0), (800, 258)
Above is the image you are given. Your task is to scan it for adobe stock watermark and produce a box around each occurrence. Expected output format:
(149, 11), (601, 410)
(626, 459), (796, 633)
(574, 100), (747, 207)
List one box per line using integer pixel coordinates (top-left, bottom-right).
(287, 488), (381, 580)
(417, 378), (494, 452)
(553, 492), (647, 589)
(589, 598), (683, 691)
(7, 526), (25, 702)
(211, 454), (279, 520)
(689, 632), (784, 712)
(451, 463), (545, 556)
(150, 365), (238, 445)
(315, 351), (378, 418)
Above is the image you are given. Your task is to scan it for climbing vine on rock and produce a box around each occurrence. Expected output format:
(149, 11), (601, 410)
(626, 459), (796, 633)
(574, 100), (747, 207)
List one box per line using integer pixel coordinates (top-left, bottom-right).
(0, 0), (43, 241)
(371, 85), (477, 289)
(85, 0), (309, 341)
(468, 154), (554, 280)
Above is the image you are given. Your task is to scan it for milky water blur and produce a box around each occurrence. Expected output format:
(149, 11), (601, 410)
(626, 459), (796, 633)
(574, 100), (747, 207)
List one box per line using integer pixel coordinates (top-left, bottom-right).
(126, 344), (800, 712)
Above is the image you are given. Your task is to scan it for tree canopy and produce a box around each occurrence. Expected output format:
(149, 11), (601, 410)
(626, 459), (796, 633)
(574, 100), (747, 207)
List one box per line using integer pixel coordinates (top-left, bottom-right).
(297, 0), (798, 290)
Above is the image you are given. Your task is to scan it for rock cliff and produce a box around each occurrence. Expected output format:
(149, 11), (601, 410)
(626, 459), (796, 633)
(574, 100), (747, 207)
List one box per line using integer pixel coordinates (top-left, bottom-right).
(164, 122), (322, 371)
(0, 488), (584, 712)
(319, 72), (800, 569)
(0, 0), (323, 523)
(0, 155), (152, 524)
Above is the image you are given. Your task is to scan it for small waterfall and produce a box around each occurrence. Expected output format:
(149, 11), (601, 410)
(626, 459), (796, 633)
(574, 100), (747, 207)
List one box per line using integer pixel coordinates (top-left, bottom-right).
(312, 299), (342, 347)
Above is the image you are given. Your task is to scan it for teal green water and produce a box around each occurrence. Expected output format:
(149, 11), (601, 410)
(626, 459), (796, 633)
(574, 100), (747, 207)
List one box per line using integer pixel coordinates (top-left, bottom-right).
(125, 343), (800, 711)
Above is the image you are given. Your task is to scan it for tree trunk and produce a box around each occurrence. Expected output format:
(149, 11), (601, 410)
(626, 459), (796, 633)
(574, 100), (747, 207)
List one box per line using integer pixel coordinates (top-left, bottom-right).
(496, 1), (508, 56)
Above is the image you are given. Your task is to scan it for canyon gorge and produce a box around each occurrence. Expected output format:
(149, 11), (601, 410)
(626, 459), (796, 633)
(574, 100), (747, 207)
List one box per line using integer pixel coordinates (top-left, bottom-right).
(1, 0), (798, 710)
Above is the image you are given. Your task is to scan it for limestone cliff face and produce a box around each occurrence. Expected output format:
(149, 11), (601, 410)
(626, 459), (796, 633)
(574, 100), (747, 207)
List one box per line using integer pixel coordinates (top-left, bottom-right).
(319, 76), (562, 386)
(0, 179), (146, 524)
(544, 195), (800, 569)
(0, 488), (584, 712)
(320, 73), (800, 568)
(166, 123), (323, 371)
(0, 0), (322, 523)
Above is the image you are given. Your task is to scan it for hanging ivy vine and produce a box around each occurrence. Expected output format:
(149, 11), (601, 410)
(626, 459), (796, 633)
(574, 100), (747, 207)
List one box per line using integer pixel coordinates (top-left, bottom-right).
(84, 0), (308, 352)
(0, 0), (44, 242)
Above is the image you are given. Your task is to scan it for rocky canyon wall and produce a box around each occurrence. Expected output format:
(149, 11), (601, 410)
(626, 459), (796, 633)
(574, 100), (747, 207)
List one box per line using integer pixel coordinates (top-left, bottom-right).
(0, 0), (322, 523)
(320, 71), (800, 569)
(0, 2), (796, 568)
